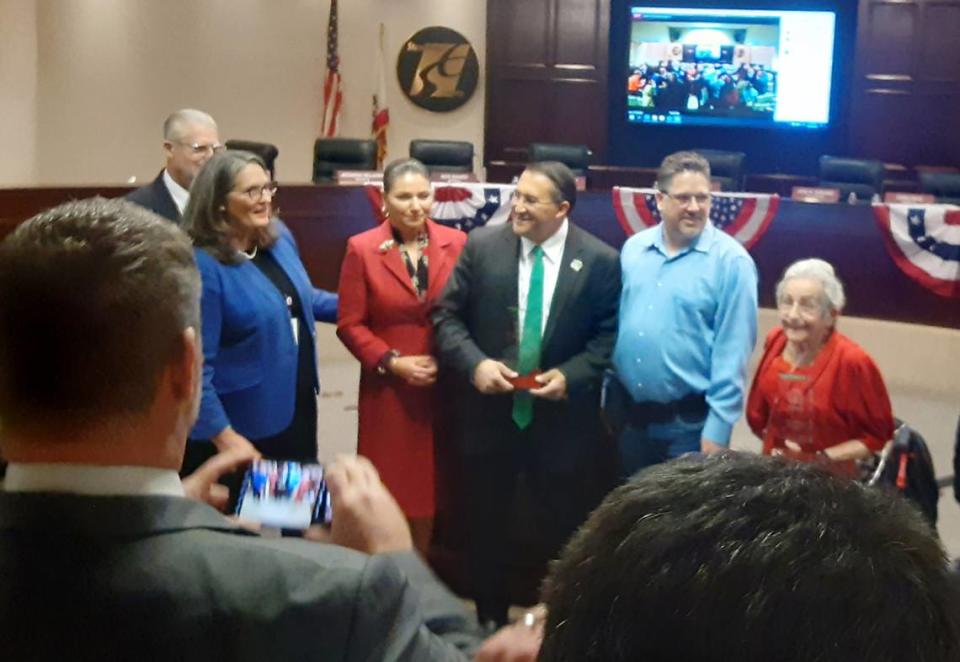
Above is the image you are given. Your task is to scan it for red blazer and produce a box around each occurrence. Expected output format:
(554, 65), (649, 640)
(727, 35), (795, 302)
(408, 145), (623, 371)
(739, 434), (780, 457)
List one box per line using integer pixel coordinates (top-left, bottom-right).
(337, 220), (466, 367)
(336, 219), (466, 517)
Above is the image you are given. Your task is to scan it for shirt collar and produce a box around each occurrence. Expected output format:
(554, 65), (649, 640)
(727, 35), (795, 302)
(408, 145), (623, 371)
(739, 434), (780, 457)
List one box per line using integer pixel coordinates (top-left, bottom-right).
(162, 168), (191, 214)
(645, 220), (717, 256)
(4, 463), (185, 498)
(521, 218), (568, 263)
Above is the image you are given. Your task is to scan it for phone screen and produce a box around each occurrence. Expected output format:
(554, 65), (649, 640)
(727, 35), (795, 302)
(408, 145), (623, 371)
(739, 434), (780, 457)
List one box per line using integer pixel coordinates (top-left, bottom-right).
(235, 459), (332, 529)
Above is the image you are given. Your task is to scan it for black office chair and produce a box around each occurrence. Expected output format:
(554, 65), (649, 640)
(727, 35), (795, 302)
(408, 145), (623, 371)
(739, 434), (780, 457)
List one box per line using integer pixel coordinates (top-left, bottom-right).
(527, 143), (591, 177)
(409, 139), (474, 174)
(694, 149), (746, 191)
(818, 155), (885, 202)
(312, 138), (378, 183)
(918, 171), (960, 205)
(225, 140), (280, 179)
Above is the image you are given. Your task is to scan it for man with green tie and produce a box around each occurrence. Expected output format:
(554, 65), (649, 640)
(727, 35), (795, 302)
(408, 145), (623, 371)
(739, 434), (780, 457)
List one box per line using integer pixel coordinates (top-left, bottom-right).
(434, 161), (621, 629)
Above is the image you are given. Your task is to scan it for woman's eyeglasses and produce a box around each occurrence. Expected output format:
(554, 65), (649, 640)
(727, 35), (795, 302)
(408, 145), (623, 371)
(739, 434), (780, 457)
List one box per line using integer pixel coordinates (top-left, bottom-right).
(233, 182), (278, 202)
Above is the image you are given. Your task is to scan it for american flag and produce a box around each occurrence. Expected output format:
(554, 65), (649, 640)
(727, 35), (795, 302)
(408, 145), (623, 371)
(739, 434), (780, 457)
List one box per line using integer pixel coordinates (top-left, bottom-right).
(612, 186), (779, 249)
(872, 203), (960, 298)
(319, 0), (343, 138)
(372, 23), (389, 167)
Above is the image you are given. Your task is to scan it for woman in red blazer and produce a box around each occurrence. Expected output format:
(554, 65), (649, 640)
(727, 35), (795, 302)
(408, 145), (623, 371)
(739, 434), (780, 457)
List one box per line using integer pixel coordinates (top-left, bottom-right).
(337, 158), (466, 554)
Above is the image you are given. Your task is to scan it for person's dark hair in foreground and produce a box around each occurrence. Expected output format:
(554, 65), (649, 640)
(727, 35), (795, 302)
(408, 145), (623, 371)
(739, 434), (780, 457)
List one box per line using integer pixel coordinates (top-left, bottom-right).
(540, 454), (960, 662)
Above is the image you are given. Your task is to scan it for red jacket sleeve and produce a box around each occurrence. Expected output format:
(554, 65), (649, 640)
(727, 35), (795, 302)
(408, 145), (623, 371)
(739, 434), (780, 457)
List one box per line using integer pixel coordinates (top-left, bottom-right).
(336, 238), (392, 369)
(841, 343), (894, 452)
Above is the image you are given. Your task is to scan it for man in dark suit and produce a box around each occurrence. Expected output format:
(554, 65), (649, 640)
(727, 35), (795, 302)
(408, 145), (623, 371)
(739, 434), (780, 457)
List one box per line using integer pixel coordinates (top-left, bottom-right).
(0, 197), (485, 660)
(126, 108), (223, 222)
(433, 161), (621, 627)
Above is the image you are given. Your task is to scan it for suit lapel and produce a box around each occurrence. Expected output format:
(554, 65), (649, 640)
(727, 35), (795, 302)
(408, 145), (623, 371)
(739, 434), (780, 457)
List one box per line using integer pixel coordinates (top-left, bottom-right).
(154, 173), (181, 222)
(500, 226), (522, 346)
(372, 221), (418, 296)
(542, 224), (583, 349)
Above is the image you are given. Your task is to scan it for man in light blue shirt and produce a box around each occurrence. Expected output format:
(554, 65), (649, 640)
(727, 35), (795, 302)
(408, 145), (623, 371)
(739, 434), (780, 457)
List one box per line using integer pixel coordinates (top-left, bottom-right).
(611, 151), (757, 476)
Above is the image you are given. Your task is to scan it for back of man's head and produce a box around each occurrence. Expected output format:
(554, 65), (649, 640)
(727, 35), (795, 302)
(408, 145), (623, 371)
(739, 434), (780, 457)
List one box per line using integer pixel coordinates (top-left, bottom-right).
(540, 454), (960, 662)
(0, 198), (199, 433)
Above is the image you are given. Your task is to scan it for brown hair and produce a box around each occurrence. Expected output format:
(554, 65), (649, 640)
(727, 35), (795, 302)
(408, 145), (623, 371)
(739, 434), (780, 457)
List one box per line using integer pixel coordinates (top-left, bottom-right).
(656, 150), (711, 192)
(0, 198), (199, 429)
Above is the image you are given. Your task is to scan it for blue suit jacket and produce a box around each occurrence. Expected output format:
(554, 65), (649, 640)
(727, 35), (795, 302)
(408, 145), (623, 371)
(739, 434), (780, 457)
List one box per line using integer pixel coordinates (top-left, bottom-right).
(190, 222), (338, 441)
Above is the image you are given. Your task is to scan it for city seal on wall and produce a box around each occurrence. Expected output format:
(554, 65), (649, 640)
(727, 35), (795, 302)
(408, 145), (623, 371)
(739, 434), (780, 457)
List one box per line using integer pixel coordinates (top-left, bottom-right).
(397, 26), (479, 112)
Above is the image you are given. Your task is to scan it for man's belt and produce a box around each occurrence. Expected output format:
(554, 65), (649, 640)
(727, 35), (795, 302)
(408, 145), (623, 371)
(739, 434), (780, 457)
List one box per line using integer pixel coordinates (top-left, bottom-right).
(628, 393), (708, 426)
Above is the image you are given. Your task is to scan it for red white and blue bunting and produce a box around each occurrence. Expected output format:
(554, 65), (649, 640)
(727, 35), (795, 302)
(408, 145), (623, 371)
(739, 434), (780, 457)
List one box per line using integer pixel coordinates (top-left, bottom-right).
(872, 203), (960, 298)
(611, 186), (779, 249)
(365, 183), (515, 232)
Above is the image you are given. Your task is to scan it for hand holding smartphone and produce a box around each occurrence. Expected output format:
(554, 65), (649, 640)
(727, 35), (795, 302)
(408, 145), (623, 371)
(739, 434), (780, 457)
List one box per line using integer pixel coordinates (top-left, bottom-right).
(234, 459), (332, 530)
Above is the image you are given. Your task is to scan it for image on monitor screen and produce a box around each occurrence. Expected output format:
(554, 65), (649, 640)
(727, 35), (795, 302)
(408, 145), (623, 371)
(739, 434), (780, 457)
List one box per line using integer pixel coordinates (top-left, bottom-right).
(626, 7), (835, 129)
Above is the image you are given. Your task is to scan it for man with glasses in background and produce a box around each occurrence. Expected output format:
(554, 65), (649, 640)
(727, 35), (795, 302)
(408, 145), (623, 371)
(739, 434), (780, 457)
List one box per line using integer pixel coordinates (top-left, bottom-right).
(434, 161), (621, 630)
(127, 108), (223, 222)
(610, 150), (758, 477)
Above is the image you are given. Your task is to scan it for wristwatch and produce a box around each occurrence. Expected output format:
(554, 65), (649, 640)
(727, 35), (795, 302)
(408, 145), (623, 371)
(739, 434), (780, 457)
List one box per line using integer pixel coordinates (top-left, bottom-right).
(377, 349), (400, 375)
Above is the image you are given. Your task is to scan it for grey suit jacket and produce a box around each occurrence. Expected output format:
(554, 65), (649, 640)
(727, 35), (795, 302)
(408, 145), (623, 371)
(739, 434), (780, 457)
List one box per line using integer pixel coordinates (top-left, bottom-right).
(125, 170), (180, 222)
(0, 492), (481, 661)
(432, 222), (621, 468)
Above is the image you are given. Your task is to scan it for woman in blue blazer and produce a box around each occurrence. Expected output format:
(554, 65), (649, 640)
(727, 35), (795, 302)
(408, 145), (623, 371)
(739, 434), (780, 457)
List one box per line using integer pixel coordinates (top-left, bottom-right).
(182, 150), (337, 473)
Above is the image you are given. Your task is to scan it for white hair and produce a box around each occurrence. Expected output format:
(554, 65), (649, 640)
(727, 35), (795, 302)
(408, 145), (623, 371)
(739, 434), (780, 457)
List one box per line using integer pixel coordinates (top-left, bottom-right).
(163, 108), (217, 141)
(775, 258), (846, 312)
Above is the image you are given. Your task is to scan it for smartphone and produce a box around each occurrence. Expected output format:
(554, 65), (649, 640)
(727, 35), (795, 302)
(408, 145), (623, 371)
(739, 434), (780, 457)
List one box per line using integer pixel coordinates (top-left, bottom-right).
(234, 459), (332, 530)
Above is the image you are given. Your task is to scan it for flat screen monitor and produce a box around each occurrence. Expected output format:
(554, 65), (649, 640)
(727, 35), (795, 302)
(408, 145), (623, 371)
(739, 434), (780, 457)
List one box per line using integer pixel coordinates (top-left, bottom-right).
(625, 6), (836, 129)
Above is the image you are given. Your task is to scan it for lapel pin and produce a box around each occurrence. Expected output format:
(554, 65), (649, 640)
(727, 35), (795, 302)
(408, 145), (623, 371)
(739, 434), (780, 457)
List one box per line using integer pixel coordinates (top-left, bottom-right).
(570, 258), (583, 272)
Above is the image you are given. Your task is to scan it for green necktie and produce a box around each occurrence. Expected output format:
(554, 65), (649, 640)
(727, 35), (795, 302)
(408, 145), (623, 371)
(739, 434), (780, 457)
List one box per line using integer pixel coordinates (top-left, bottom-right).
(513, 245), (543, 429)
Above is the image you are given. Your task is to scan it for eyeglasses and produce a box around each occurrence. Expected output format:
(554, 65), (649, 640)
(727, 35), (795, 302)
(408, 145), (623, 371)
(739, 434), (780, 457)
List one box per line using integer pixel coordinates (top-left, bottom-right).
(510, 190), (557, 207)
(232, 182), (278, 202)
(660, 191), (711, 207)
(776, 297), (823, 316)
(176, 141), (226, 156)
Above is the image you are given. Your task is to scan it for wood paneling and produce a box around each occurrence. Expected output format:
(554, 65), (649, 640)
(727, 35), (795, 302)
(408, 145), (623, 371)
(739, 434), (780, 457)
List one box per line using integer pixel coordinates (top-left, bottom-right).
(862, 2), (918, 78)
(497, 0), (551, 65)
(555, 1), (602, 66)
(485, 0), (610, 165)
(920, 2), (960, 81)
(852, 0), (960, 166)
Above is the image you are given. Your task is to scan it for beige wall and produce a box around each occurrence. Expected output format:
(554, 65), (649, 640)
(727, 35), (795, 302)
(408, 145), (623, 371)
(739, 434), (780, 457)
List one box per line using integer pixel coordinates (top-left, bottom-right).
(0, 0), (38, 185)
(3, 0), (485, 186)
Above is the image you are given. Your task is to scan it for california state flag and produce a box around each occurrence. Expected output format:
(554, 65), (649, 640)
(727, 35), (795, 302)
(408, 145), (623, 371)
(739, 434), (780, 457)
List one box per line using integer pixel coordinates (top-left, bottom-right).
(372, 23), (389, 168)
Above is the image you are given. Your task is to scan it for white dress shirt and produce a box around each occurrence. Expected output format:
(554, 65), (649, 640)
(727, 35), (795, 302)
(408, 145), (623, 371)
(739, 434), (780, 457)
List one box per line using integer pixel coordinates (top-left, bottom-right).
(4, 463), (184, 497)
(518, 218), (568, 335)
(162, 168), (190, 215)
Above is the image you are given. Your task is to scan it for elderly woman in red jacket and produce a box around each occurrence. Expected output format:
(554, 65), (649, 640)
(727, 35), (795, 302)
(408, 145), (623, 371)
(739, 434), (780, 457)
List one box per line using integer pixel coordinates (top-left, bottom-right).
(747, 258), (894, 477)
(337, 158), (466, 554)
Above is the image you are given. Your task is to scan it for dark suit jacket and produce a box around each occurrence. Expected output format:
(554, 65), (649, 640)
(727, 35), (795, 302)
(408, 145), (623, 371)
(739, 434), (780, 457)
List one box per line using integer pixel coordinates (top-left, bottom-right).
(432, 222), (621, 470)
(0, 492), (481, 661)
(125, 170), (180, 222)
